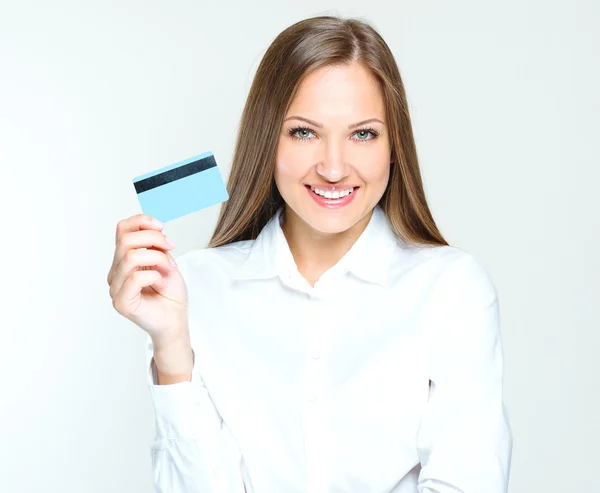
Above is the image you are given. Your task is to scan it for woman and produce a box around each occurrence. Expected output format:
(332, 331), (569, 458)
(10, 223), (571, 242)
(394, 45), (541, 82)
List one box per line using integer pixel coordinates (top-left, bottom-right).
(107, 15), (512, 493)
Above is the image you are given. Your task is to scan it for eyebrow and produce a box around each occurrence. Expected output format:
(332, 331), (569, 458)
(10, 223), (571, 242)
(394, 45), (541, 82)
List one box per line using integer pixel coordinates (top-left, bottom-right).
(283, 116), (385, 129)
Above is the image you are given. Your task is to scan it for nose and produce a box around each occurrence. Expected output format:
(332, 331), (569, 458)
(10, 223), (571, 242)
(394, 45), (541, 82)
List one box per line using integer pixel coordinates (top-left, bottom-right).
(315, 140), (349, 182)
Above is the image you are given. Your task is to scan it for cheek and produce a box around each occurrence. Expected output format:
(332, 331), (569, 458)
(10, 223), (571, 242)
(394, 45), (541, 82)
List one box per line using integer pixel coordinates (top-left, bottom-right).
(274, 146), (294, 193)
(355, 148), (391, 185)
(275, 139), (310, 180)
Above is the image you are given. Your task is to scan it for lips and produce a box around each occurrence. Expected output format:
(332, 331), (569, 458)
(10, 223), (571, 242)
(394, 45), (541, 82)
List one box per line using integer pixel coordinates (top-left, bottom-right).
(306, 184), (360, 191)
(305, 184), (359, 208)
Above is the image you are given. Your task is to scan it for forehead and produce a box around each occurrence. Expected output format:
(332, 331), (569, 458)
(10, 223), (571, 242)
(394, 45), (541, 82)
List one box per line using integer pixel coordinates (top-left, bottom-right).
(287, 63), (385, 118)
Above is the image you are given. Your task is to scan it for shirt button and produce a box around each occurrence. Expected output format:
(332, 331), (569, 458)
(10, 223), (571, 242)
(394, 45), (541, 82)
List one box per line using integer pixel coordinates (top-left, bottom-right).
(311, 351), (321, 360)
(307, 395), (317, 402)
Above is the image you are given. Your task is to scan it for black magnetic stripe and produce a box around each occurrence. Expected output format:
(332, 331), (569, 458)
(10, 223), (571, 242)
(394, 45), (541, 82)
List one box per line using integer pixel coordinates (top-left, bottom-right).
(133, 154), (218, 193)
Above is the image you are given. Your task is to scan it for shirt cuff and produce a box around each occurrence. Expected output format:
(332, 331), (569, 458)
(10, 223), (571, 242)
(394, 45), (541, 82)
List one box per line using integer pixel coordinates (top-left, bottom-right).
(147, 346), (224, 440)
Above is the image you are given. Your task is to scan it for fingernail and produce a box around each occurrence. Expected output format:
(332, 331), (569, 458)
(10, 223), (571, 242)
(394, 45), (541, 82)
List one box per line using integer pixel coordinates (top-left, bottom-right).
(169, 256), (177, 269)
(165, 236), (176, 248)
(152, 218), (164, 229)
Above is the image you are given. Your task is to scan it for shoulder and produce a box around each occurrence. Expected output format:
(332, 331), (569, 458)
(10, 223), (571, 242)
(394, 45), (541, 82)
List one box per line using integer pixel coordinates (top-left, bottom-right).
(435, 246), (498, 306)
(393, 245), (503, 350)
(390, 242), (498, 306)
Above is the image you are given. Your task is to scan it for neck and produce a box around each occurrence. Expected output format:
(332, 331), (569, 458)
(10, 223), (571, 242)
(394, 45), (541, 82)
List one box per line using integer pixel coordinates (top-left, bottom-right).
(281, 205), (373, 285)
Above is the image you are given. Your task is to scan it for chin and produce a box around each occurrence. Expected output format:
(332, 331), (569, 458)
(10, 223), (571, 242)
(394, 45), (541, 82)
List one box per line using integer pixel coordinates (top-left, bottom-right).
(310, 220), (352, 235)
(299, 206), (362, 235)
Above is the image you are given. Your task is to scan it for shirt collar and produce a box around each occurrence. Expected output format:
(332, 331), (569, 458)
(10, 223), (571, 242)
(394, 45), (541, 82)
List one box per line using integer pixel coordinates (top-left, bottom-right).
(232, 204), (399, 286)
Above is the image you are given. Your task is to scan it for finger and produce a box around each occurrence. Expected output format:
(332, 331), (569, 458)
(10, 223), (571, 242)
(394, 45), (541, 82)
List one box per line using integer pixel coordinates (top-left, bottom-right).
(108, 215), (164, 285)
(115, 214), (164, 245)
(108, 229), (175, 286)
(109, 248), (175, 299)
(112, 270), (167, 317)
(115, 229), (175, 266)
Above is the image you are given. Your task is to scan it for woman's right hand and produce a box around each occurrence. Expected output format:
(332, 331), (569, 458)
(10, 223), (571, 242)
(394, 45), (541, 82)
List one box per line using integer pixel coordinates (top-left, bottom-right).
(107, 214), (189, 345)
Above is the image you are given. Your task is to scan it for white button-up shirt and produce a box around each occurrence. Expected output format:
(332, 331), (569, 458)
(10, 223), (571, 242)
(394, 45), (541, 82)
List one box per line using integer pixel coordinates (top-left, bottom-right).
(145, 204), (512, 493)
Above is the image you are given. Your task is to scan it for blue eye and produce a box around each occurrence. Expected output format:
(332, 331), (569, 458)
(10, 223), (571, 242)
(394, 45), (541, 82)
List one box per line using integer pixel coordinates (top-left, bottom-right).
(354, 129), (377, 141)
(287, 126), (379, 142)
(289, 127), (316, 140)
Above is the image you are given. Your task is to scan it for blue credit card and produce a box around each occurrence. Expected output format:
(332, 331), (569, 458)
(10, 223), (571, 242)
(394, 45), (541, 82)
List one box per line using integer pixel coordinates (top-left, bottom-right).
(132, 151), (229, 223)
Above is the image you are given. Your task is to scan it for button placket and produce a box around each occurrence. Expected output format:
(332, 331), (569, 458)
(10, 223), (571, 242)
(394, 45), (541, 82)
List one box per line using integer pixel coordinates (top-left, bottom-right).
(304, 299), (325, 403)
(302, 297), (330, 492)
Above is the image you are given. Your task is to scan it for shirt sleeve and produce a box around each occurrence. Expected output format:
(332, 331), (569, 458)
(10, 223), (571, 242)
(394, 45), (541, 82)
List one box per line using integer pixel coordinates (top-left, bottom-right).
(416, 253), (513, 493)
(146, 333), (248, 493)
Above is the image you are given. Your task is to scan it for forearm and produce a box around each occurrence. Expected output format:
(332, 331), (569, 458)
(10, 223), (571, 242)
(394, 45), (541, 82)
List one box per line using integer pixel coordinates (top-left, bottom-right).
(152, 332), (194, 385)
(145, 334), (247, 491)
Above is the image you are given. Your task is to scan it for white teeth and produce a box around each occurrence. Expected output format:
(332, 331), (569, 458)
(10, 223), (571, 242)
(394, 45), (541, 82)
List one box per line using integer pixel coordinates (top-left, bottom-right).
(310, 186), (354, 198)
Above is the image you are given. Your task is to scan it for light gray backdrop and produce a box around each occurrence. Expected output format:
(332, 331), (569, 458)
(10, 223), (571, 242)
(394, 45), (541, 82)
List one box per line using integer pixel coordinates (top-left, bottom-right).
(1, 0), (598, 492)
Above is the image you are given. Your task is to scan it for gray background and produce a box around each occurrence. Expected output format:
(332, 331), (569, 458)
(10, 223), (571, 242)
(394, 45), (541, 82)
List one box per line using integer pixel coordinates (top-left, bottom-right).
(1, 0), (598, 491)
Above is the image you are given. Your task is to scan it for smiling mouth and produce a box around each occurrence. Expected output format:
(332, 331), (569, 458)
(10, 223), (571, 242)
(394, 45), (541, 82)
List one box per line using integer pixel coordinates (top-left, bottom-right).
(304, 185), (360, 208)
(305, 185), (360, 198)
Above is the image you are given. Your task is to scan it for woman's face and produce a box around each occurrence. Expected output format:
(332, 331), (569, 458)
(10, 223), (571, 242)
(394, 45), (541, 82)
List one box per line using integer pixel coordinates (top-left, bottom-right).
(275, 62), (392, 235)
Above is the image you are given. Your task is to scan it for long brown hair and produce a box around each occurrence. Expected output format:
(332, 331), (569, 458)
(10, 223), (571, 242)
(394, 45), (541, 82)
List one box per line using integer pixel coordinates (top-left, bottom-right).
(208, 15), (448, 248)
